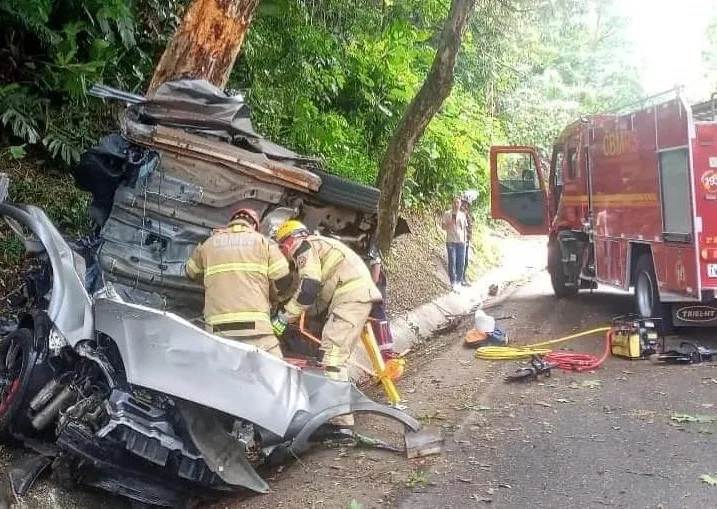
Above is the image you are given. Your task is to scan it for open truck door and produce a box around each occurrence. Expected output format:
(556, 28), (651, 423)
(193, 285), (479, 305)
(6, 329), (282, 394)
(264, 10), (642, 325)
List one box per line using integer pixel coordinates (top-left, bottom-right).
(489, 146), (549, 235)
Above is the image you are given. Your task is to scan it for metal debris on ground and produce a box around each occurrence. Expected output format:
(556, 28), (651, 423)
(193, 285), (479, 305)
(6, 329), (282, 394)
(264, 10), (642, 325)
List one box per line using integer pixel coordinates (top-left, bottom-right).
(404, 427), (444, 459)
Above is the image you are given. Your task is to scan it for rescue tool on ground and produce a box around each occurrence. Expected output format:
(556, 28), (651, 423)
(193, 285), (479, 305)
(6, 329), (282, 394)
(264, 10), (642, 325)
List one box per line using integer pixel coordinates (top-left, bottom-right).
(504, 355), (558, 383)
(489, 88), (717, 330)
(470, 315), (664, 372)
(292, 311), (405, 405)
(652, 341), (717, 364)
(609, 315), (663, 359)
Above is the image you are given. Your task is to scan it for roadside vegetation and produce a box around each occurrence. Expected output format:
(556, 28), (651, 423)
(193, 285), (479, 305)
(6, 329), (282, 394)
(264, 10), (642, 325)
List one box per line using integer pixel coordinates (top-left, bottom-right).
(1, 0), (648, 270)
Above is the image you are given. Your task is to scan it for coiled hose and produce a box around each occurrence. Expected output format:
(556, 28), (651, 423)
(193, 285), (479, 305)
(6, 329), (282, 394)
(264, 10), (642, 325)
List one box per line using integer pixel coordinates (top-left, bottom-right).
(474, 327), (613, 372)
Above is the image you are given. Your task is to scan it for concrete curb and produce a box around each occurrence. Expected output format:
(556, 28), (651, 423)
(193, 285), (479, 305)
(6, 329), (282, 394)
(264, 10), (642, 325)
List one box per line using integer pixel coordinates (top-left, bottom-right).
(349, 236), (547, 381)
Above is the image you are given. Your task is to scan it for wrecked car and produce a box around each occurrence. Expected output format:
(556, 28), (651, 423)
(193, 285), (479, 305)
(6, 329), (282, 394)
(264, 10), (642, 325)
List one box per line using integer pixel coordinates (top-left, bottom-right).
(76, 79), (407, 315)
(0, 190), (420, 506)
(0, 81), (418, 506)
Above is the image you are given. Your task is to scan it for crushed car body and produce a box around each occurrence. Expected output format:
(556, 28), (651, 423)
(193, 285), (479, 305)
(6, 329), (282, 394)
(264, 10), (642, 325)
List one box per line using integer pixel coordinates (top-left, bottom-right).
(0, 81), (419, 507)
(76, 79), (385, 315)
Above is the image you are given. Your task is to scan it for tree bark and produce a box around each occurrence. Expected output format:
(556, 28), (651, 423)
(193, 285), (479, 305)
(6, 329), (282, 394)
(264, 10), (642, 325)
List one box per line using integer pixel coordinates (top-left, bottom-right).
(375, 0), (476, 252)
(147, 0), (261, 96)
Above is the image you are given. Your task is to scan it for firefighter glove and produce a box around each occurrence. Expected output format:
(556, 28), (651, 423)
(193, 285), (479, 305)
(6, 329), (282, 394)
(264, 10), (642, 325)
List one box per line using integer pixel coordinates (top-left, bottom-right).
(271, 312), (288, 337)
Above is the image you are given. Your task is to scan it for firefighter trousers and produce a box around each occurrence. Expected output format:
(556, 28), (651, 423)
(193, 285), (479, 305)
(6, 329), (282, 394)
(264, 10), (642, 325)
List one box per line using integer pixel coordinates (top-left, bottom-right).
(321, 300), (373, 426)
(209, 327), (284, 359)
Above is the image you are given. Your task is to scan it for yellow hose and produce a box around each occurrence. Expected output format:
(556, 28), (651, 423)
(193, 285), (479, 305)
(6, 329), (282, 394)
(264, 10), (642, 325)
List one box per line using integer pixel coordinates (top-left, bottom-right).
(474, 327), (612, 360)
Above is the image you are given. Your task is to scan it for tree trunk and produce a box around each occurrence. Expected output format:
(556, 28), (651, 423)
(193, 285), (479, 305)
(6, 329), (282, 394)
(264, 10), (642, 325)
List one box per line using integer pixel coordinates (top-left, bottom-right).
(375, 0), (476, 252)
(147, 0), (261, 96)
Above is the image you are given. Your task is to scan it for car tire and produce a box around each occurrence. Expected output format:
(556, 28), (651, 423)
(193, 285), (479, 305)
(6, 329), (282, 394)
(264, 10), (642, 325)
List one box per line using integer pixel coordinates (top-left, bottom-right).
(548, 242), (578, 298)
(0, 328), (36, 437)
(634, 254), (673, 333)
(308, 168), (380, 214)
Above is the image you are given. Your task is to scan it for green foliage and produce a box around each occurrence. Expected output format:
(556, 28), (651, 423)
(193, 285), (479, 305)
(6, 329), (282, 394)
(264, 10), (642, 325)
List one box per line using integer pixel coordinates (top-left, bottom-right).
(0, 152), (91, 266)
(0, 0), (184, 165)
(237, 0), (641, 209)
(492, 0), (643, 149)
(1, 0), (642, 219)
(237, 0), (499, 205)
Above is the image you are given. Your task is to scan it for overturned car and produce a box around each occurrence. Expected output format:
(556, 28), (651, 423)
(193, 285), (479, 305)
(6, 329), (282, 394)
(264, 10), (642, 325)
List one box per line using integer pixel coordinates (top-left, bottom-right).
(0, 82), (418, 506)
(76, 79), (401, 315)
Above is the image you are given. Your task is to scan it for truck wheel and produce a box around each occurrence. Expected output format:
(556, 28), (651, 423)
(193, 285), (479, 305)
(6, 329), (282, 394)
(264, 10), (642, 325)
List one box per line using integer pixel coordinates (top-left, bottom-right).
(548, 243), (578, 298)
(634, 254), (673, 332)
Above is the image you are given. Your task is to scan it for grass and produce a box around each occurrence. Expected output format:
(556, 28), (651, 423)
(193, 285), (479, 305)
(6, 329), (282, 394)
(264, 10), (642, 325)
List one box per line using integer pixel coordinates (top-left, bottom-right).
(0, 151), (91, 294)
(405, 470), (429, 488)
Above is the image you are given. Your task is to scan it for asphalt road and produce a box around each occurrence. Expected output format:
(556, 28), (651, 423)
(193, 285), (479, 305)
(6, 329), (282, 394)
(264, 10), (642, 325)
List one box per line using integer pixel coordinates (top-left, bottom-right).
(396, 272), (717, 509)
(6, 269), (717, 508)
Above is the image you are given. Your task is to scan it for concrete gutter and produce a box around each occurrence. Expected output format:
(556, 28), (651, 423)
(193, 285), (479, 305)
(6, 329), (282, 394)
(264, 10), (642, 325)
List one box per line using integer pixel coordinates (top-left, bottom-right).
(350, 235), (547, 381)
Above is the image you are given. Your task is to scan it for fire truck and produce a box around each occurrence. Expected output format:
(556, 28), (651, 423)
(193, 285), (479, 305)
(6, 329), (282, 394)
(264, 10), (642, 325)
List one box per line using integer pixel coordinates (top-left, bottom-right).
(490, 90), (717, 328)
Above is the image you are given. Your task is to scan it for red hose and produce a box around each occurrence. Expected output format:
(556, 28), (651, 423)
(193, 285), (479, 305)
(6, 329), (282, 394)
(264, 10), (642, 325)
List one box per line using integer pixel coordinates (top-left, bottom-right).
(546, 330), (613, 372)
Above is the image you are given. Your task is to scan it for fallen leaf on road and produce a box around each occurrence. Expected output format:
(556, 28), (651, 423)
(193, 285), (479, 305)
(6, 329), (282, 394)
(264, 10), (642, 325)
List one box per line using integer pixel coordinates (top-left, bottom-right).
(418, 411), (447, 423)
(700, 473), (717, 486)
(581, 380), (602, 389)
(670, 413), (717, 424)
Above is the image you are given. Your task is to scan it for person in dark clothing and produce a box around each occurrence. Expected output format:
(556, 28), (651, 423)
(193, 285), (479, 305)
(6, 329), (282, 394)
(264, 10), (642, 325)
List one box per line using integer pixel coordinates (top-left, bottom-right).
(460, 196), (473, 286)
(365, 243), (398, 360)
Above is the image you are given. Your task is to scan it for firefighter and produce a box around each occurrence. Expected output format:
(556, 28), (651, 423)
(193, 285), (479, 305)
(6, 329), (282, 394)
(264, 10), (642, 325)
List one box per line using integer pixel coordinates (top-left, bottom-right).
(185, 208), (293, 358)
(271, 220), (382, 425)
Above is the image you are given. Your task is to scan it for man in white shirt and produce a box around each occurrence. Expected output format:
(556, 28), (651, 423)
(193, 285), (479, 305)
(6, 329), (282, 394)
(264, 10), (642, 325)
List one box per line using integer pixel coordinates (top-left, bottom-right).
(441, 196), (468, 292)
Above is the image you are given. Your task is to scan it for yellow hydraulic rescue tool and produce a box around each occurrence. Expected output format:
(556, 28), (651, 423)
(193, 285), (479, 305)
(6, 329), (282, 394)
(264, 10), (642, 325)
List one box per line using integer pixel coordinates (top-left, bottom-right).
(298, 312), (404, 405)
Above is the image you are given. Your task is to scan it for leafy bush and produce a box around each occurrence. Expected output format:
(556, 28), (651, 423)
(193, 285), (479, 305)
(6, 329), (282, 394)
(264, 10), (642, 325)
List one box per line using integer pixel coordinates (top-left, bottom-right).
(0, 0), (183, 165)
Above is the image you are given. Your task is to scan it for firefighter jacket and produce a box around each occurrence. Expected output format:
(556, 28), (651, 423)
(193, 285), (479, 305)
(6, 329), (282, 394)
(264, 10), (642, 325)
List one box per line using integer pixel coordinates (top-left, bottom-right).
(283, 235), (382, 321)
(185, 220), (291, 337)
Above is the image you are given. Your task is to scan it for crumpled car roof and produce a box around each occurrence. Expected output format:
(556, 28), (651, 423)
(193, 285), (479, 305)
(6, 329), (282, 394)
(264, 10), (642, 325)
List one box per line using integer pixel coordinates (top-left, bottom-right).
(91, 80), (322, 166)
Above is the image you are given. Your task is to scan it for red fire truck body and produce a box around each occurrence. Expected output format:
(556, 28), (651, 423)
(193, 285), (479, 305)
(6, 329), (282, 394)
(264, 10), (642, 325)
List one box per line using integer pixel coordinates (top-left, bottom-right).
(490, 92), (717, 327)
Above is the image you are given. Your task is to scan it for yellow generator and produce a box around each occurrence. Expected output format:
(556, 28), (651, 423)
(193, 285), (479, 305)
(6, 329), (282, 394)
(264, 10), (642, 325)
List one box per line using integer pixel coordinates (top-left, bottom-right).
(610, 315), (662, 360)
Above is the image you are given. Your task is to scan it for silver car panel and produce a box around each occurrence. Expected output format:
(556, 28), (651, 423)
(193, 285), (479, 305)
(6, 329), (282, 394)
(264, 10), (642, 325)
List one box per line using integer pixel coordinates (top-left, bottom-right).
(0, 203), (94, 345)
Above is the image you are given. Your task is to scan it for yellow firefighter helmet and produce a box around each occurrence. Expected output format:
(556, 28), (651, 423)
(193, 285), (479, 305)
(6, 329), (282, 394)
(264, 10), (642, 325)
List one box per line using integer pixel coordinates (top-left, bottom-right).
(275, 219), (309, 242)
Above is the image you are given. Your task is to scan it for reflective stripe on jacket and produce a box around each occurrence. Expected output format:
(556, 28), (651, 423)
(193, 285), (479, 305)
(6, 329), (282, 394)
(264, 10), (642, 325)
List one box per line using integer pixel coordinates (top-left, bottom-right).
(185, 221), (290, 336)
(284, 235), (382, 321)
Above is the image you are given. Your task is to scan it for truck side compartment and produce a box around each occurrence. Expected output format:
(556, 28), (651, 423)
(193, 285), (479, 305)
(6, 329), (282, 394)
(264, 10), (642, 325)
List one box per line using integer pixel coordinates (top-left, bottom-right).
(692, 122), (717, 291)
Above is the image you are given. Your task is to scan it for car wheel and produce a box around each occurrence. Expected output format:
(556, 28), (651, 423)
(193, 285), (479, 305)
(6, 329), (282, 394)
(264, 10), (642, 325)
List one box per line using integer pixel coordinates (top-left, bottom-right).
(308, 168), (380, 214)
(548, 243), (578, 298)
(0, 329), (35, 437)
(634, 254), (673, 333)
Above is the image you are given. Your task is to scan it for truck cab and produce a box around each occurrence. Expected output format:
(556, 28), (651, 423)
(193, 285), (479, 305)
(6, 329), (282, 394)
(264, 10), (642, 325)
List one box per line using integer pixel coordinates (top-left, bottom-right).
(490, 92), (717, 328)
